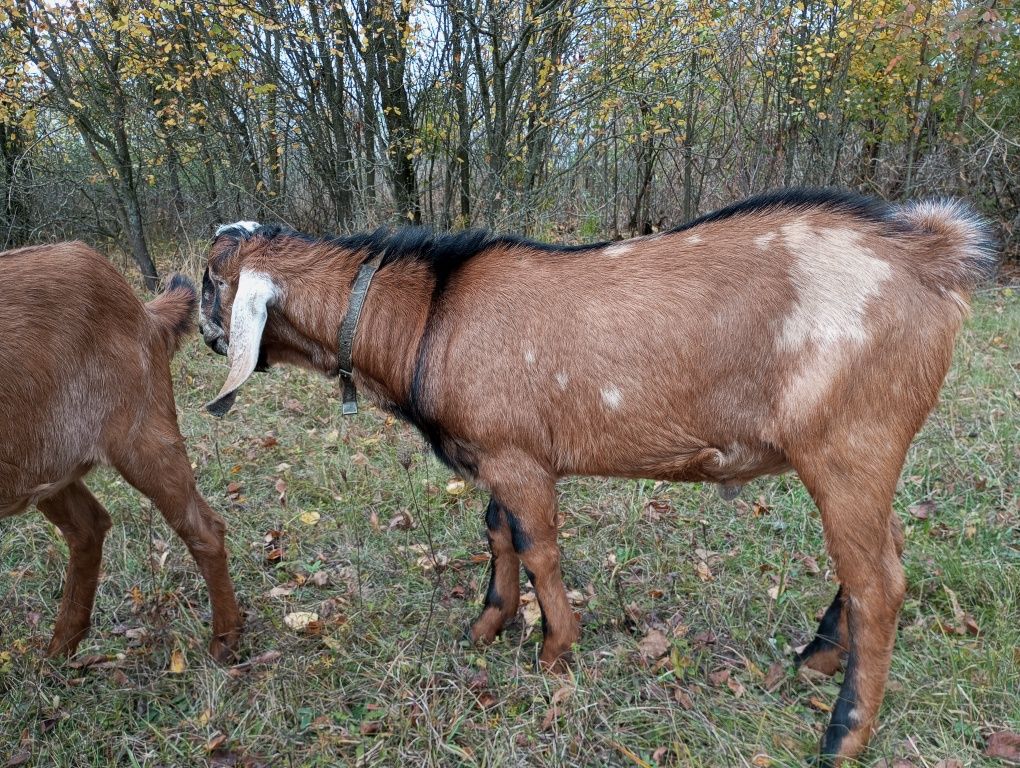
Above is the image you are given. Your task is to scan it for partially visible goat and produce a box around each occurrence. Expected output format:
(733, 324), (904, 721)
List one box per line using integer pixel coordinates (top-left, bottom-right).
(0, 242), (242, 661)
(197, 190), (997, 765)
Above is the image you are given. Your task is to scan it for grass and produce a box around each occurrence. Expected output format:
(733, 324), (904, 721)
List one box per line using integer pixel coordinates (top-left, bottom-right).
(1, 285), (1017, 768)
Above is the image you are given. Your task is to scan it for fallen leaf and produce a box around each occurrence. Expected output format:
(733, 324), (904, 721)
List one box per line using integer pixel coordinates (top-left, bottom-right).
(268, 586), (294, 598)
(652, 746), (670, 765)
(68, 653), (112, 670)
(708, 668), (730, 687)
(387, 510), (414, 531)
(359, 720), (380, 736)
(274, 477), (287, 505)
(752, 754), (772, 767)
(673, 687), (694, 709)
(284, 612), (320, 632)
(6, 752), (31, 767)
(476, 691), (498, 710)
(309, 571), (330, 587)
(762, 662), (786, 692)
(638, 629), (670, 662)
(909, 500), (936, 520)
(933, 760), (964, 768)
(299, 511), (320, 526)
(694, 560), (713, 582)
(169, 648), (187, 674)
(350, 452), (369, 467)
(205, 733), (228, 752)
(540, 685), (573, 730)
(521, 601), (543, 637)
(767, 585), (781, 600)
(794, 553), (820, 575)
(726, 675), (746, 697)
(808, 696), (832, 712)
(446, 478), (466, 495)
(985, 731), (1020, 764)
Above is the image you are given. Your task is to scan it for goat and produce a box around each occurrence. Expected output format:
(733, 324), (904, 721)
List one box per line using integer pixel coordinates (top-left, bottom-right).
(197, 189), (997, 765)
(0, 242), (242, 662)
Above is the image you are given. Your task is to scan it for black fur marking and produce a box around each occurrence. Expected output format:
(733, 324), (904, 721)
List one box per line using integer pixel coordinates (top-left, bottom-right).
(821, 620), (859, 759)
(670, 187), (901, 235)
(522, 567), (547, 637)
(230, 223), (608, 296)
(483, 539), (503, 611)
(504, 508), (531, 553)
(485, 499), (502, 531)
(798, 586), (844, 665)
(523, 567), (536, 587)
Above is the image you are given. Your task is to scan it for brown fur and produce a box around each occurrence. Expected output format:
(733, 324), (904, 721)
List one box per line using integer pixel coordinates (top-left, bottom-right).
(200, 192), (996, 765)
(0, 242), (242, 662)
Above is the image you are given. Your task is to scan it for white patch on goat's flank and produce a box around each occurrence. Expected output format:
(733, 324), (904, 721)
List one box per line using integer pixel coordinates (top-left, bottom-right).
(524, 348), (536, 367)
(780, 221), (891, 349)
(215, 220), (261, 237)
(685, 234), (703, 245)
(601, 386), (622, 410)
(555, 372), (569, 389)
(603, 243), (633, 258)
(780, 220), (892, 414)
(754, 232), (776, 251)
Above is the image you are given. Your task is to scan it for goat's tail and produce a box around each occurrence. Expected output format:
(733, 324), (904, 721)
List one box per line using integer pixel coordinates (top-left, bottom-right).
(146, 273), (198, 357)
(899, 199), (999, 295)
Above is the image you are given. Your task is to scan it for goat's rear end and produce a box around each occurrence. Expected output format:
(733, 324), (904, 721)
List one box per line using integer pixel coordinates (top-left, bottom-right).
(0, 242), (241, 661)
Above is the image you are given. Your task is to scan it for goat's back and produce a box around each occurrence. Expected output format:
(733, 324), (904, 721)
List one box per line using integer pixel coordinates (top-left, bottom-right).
(0, 243), (174, 513)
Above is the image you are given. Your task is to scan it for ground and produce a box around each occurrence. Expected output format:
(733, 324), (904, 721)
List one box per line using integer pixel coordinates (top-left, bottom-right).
(1, 285), (1017, 768)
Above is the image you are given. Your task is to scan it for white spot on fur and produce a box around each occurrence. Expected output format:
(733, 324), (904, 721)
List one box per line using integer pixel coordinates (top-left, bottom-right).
(215, 220), (261, 237)
(524, 348), (536, 366)
(685, 234), (703, 245)
(780, 220), (892, 413)
(603, 243), (633, 258)
(601, 386), (622, 410)
(555, 372), (569, 389)
(780, 221), (891, 349)
(754, 232), (776, 251)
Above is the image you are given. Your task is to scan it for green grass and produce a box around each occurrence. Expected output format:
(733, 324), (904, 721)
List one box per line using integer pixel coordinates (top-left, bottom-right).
(2, 287), (1017, 768)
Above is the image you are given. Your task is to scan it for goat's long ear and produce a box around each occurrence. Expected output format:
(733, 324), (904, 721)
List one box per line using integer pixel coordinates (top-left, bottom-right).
(206, 271), (278, 416)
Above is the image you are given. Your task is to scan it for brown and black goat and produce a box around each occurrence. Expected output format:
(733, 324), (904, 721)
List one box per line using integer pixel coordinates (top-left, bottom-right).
(1, 242), (242, 662)
(198, 190), (997, 765)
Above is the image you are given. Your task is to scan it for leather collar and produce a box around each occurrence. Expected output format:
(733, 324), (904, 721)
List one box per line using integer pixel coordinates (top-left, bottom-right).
(337, 251), (385, 415)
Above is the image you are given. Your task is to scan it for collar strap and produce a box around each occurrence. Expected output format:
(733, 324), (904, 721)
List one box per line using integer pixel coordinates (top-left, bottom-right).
(337, 250), (385, 415)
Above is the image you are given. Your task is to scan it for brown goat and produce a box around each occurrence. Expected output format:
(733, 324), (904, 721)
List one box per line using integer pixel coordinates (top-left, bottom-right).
(197, 190), (996, 765)
(0, 242), (242, 662)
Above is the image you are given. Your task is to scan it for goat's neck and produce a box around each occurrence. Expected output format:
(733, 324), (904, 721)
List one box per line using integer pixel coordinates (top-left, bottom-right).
(346, 261), (433, 410)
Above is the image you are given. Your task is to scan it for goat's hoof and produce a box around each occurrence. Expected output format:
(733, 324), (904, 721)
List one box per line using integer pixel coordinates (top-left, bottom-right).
(46, 628), (87, 659)
(797, 648), (844, 677)
(537, 650), (572, 675)
(208, 635), (241, 665)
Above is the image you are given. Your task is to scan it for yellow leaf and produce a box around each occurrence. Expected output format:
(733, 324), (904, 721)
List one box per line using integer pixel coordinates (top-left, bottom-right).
(170, 648), (187, 674)
(300, 511), (320, 525)
(284, 611), (319, 631)
(446, 479), (466, 496)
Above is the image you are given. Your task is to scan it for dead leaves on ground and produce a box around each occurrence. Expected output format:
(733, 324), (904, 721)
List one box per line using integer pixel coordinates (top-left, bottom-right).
(985, 731), (1020, 764)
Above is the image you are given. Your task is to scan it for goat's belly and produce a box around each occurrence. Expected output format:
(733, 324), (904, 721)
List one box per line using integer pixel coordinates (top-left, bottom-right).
(558, 440), (790, 484)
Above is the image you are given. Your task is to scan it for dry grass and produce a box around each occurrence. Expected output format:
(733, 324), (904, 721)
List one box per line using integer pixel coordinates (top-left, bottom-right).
(1, 286), (1017, 768)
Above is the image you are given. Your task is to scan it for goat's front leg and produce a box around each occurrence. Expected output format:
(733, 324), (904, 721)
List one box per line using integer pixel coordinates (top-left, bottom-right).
(478, 459), (577, 671)
(37, 481), (113, 657)
(470, 497), (521, 644)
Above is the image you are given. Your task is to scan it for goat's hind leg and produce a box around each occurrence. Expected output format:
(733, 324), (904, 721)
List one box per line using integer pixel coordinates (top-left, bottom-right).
(794, 454), (906, 767)
(797, 516), (903, 677)
(470, 497), (521, 645)
(113, 434), (242, 662)
(37, 481), (112, 658)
